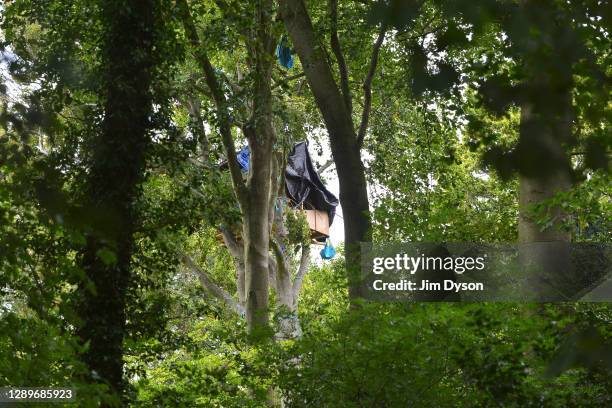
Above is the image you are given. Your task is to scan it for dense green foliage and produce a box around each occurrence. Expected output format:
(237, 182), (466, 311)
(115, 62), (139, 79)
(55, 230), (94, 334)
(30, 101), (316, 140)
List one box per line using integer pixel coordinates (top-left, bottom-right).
(1, 0), (610, 407)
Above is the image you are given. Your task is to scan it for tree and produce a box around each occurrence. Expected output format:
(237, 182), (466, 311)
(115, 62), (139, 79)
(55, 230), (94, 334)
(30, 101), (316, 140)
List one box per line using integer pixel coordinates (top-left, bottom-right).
(1, 1), (610, 406)
(279, 0), (388, 302)
(367, 102), (518, 243)
(433, 0), (609, 295)
(76, 0), (159, 398)
(177, 0), (316, 336)
(177, 0), (277, 334)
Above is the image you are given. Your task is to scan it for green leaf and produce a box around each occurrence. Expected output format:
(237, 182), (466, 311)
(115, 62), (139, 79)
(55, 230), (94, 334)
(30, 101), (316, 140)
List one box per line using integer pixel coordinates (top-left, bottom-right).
(96, 247), (117, 266)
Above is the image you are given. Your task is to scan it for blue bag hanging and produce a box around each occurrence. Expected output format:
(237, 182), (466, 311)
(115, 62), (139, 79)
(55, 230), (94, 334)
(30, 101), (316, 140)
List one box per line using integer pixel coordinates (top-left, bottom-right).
(320, 239), (336, 260)
(276, 35), (294, 69)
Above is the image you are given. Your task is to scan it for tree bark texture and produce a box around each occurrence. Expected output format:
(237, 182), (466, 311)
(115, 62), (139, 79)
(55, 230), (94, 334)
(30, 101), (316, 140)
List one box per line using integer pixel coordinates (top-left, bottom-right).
(518, 83), (573, 299)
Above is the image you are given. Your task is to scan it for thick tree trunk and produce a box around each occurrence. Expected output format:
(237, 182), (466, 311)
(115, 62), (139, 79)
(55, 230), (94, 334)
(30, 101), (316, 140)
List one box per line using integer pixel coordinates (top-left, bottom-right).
(178, 0), (276, 334)
(271, 240), (309, 340)
(243, 154), (273, 331)
(77, 0), (155, 401)
(240, 0), (277, 334)
(280, 0), (372, 302)
(518, 90), (573, 299)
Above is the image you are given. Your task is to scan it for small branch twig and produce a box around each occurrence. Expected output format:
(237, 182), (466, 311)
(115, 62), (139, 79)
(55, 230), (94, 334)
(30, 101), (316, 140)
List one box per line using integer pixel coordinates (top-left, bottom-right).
(180, 252), (246, 316)
(177, 0), (248, 205)
(357, 26), (386, 148)
(273, 71), (306, 89)
(317, 158), (335, 175)
(292, 244), (311, 305)
(329, 0), (352, 115)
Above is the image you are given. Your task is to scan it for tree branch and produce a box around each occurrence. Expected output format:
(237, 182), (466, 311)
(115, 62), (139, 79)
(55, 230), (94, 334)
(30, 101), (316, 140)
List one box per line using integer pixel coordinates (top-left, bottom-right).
(221, 225), (244, 256)
(177, 0), (248, 205)
(270, 238), (294, 310)
(268, 152), (282, 231)
(292, 244), (311, 305)
(357, 26), (386, 149)
(279, 0), (357, 144)
(268, 253), (278, 286)
(180, 252), (246, 316)
(219, 227), (246, 305)
(270, 239), (290, 282)
(272, 71), (306, 89)
(317, 158), (335, 175)
(329, 0), (352, 115)
(184, 96), (210, 158)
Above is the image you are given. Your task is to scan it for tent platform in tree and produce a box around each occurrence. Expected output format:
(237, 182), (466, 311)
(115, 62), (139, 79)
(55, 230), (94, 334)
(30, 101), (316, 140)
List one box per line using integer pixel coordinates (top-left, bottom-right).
(304, 209), (330, 241)
(221, 141), (339, 241)
(285, 141), (338, 242)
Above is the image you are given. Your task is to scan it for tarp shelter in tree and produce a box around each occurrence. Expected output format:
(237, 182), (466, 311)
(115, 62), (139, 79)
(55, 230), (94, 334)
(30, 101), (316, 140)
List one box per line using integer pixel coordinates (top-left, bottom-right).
(285, 142), (339, 242)
(220, 141), (339, 242)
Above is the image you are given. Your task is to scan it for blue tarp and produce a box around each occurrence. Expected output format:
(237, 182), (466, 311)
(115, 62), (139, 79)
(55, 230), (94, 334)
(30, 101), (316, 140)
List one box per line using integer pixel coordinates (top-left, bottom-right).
(236, 146), (250, 172)
(276, 35), (294, 69)
(230, 142), (339, 228)
(285, 142), (338, 227)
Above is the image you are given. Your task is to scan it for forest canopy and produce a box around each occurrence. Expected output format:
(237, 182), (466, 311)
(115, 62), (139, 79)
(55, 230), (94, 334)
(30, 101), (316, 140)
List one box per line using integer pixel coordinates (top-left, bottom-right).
(0, 0), (610, 407)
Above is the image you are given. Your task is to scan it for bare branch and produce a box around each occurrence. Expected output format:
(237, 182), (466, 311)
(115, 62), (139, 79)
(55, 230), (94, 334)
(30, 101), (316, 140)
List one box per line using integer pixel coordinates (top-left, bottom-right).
(180, 252), (246, 316)
(268, 253), (278, 285)
(177, 0), (248, 204)
(329, 0), (352, 115)
(317, 158), (335, 176)
(220, 227), (246, 306)
(273, 71), (306, 89)
(270, 239), (290, 281)
(357, 26), (386, 149)
(270, 239), (294, 310)
(268, 152), (282, 231)
(220, 227), (243, 259)
(184, 97), (210, 158)
(292, 244), (311, 305)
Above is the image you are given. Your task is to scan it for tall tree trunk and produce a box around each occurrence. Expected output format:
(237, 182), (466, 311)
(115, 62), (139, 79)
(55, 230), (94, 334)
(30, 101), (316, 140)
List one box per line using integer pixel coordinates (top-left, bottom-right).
(77, 0), (156, 401)
(518, 85), (573, 299)
(177, 0), (276, 334)
(241, 0), (277, 334)
(279, 0), (372, 302)
(243, 146), (274, 331)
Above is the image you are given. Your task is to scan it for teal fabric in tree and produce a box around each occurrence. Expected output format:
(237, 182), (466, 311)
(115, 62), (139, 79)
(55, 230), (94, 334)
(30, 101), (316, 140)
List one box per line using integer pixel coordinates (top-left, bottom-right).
(276, 35), (294, 69)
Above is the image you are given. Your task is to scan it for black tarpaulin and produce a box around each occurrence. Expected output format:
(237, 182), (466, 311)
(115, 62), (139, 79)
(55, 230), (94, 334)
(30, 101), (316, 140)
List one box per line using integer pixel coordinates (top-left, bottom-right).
(285, 141), (339, 225)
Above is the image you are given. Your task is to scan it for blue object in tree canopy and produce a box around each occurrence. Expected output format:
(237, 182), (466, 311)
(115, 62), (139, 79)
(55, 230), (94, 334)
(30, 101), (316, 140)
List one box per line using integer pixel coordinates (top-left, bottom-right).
(236, 146), (250, 172)
(276, 35), (294, 69)
(320, 240), (336, 260)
